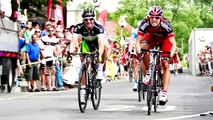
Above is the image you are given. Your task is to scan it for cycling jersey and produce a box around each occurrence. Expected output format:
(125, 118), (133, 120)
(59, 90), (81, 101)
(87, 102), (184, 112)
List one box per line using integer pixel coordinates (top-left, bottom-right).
(74, 21), (104, 52)
(138, 17), (175, 56)
(138, 17), (174, 39)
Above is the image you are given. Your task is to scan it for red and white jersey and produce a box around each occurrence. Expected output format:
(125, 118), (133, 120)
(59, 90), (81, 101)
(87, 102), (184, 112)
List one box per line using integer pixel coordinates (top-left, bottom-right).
(138, 17), (174, 39)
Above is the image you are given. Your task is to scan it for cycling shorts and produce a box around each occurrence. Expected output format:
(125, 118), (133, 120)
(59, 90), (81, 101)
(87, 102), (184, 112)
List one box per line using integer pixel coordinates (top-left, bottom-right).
(142, 33), (171, 57)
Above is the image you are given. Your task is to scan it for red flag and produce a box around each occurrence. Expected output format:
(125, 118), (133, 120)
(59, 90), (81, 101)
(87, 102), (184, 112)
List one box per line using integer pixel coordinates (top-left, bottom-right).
(98, 10), (107, 28)
(52, 0), (64, 28)
(47, 0), (52, 21)
(96, 2), (108, 28)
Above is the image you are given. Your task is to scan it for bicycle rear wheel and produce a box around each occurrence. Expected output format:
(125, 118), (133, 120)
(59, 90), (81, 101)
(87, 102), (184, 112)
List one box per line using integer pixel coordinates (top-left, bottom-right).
(128, 62), (133, 83)
(91, 78), (102, 110)
(78, 66), (89, 113)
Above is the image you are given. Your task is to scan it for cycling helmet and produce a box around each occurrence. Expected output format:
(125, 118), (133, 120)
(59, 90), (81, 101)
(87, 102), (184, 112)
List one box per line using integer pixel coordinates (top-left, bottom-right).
(82, 8), (95, 18)
(148, 6), (163, 16)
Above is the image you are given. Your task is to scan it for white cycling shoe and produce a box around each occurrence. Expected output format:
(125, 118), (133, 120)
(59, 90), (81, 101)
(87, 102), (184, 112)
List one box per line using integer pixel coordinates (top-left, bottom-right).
(132, 82), (138, 92)
(159, 91), (168, 106)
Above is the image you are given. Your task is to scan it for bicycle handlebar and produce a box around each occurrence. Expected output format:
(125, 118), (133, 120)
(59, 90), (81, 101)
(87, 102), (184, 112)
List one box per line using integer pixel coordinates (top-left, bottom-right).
(141, 49), (170, 54)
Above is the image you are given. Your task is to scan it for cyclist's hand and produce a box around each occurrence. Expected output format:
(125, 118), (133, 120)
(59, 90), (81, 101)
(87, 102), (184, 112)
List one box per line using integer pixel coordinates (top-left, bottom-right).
(99, 56), (102, 63)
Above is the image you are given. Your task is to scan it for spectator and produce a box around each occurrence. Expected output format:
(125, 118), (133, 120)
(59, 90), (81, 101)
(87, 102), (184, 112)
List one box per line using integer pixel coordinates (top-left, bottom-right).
(40, 27), (58, 91)
(24, 20), (35, 45)
(40, 22), (52, 37)
(25, 34), (40, 92)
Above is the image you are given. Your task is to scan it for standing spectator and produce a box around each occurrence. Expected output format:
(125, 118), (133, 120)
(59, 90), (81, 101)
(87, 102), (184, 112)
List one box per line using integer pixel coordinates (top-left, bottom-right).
(55, 33), (66, 90)
(69, 25), (75, 34)
(25, 34), (40, 92)
(40, 22), (52, 37)
(41, 27), (58, 91)
(24, 20), (35, 45)
(49, 17), (56, 28)
(32, 21), (41, 30)
(56, 20), (63, 31)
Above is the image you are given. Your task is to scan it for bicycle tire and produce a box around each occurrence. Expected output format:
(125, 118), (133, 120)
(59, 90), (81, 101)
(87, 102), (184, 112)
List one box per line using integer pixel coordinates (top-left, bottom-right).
(128, 62), (133, 83)
(78, 65), (89, 113)
(147, 66), (156, 115)
(91, 78), (102, 110)
(138, 63), (143, 102)
(147, 86), (153, 115)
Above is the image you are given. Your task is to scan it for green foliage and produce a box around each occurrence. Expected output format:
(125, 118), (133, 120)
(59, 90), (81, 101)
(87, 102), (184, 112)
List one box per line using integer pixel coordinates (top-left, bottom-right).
(109, 0), (213, 55)
(20, 0), (73, 18)
(77, 1), (94, 9)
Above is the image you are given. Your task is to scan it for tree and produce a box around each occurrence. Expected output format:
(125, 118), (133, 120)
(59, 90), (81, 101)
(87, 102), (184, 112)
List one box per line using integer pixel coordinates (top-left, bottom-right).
(108, 0), (213, 53)
(20, 0), (73, 18)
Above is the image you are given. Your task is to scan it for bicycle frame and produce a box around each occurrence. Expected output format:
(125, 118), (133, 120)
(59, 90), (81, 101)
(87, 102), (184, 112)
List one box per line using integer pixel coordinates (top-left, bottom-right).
(144, 49), (163, 115)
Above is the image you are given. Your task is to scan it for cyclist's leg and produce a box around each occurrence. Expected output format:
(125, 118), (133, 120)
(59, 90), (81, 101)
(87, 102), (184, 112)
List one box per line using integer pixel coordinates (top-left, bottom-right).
(159, 38), (172, 104)
(97, 35), (106, 79)
(141, 34), (153, 85)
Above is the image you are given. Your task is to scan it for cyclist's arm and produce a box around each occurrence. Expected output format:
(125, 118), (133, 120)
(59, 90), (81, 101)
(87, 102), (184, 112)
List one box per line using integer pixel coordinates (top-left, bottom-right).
(136, 35), (143, 54)
(98, 33), (105, 59)
(169, 36), (177, 58)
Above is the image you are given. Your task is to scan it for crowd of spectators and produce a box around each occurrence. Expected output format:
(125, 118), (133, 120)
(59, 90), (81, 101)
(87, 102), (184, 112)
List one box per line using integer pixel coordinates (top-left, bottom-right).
(17, 17), (78, 92)
(17, 15), (132, 92)
(197, 42), (213, 76)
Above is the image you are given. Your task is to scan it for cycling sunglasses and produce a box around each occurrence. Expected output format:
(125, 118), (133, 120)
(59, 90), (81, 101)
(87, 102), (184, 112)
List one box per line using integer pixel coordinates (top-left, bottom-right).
(83, 18), (94, 21)
(150, 16), (161, 19)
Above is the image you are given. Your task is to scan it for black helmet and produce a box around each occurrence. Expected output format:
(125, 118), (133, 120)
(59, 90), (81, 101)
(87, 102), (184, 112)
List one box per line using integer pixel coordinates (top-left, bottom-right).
(82, 8), (95, 18)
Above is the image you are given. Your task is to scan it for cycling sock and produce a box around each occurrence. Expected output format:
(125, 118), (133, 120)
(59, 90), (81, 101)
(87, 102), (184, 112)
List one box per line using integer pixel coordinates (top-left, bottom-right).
(81, 85), (86, 88)
(98, 63), (103, 71)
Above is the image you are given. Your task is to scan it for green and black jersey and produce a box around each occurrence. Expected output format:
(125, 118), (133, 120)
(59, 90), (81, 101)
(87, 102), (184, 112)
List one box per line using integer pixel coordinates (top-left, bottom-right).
(74, 21), (104, 52)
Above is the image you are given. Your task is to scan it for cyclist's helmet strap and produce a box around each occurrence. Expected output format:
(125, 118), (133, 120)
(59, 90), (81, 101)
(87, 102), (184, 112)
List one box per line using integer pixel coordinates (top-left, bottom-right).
(148, 6), (163, 16)
(82, 8), (95, 18)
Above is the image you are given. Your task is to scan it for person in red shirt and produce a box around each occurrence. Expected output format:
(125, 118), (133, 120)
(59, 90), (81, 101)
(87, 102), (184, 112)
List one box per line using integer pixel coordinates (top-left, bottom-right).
(171, 51), (179, 75)
(136, 6), (177, 105)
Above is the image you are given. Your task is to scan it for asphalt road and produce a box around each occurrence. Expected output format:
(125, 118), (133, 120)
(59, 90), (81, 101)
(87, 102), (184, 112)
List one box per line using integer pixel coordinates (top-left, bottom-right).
(0, 69), (213, 120)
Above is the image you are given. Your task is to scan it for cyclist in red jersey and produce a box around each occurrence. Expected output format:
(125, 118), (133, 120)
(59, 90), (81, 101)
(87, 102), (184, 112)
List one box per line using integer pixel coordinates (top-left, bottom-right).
(136, 6), (177, 105)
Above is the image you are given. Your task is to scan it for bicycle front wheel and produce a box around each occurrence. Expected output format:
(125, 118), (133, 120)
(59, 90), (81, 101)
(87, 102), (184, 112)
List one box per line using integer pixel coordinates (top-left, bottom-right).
(91, 78), (102, 110)
(138, 64), (143, 102)
(78, 66), (89, 113)
(147, 86), (153, 115)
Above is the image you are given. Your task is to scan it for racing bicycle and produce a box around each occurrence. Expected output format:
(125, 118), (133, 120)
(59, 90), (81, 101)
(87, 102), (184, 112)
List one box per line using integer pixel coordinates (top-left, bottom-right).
(71, 51), (102, 113)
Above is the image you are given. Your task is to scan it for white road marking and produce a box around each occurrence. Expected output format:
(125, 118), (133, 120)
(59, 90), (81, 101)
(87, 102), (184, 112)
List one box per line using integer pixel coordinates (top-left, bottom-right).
(142, 105), (176, 112)
(154, 111), (213, 120)
(100, 105), (136, 111)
